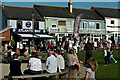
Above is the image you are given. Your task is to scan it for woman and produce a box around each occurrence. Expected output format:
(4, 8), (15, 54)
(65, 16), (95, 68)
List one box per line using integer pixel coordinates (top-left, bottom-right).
(24, 52), (42, 74)
(80, 58), (98, 80)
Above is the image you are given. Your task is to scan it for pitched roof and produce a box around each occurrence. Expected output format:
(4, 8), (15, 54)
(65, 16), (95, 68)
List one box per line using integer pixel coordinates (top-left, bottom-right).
(34, 4), (73, 18)
(91, 6), (120, 18)
(2, 5), (43, 21)
(72, 8), (103, 20)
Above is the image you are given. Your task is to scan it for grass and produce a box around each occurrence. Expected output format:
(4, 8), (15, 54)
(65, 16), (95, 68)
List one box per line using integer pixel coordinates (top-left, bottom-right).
(39, 49), (120, 79)
(73, 50), (120, 79)
(1, 49), (119, 79)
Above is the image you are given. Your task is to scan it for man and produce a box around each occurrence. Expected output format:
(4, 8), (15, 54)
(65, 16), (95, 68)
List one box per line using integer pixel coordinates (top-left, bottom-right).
(54, 50), (65, 73)
(45, 51), (57, 73)
(84, 39), (93, 63)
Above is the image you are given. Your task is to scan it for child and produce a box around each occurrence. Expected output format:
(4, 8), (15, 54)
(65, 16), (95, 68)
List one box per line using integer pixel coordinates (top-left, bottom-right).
(9, 54), (22, 76)
(80, 58), (98, 80)
(103, 46), (107, 65)
(110, 44), (117, 63)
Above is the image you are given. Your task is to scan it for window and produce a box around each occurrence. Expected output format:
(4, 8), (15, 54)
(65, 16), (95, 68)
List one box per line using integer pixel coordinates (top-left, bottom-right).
(39, 22), (45, 29)
(111, 20), (114, 24)
(83, 22), (88, 29)
(34, 21), (39, 29)
(67, 21), (72, 31)
(96, 23), (100, 29)
(58, 21), (66, 26)
(52, 20), (57, 28)
(17, 20), (22, 29)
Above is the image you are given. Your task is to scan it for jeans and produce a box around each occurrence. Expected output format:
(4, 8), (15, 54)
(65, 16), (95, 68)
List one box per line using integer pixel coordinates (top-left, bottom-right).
(107, 52), (111, 63)
(85, 52), (92, 63)
(24, 69), (42, 75)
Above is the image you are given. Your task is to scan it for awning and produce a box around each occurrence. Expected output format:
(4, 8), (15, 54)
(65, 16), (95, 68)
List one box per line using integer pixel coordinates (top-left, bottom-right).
(18, 34), (55, 39)
(35, 34), (55, 39)
(18, 34), (36, 38)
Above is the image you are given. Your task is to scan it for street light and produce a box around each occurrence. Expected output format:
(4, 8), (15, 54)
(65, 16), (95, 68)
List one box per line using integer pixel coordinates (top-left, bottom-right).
(32, 12), (35, 43)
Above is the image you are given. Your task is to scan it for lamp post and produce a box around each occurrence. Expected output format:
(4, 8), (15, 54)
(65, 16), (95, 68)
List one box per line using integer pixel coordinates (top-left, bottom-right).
(32, 12), (35, 44)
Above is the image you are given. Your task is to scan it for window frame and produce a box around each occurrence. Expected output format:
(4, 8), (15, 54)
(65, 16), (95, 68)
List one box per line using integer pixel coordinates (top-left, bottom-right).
(58, 20), (66, 26)
(17, 20), (22, 29)
(51, 20), (57, 29)
(96, 22), (101, 29)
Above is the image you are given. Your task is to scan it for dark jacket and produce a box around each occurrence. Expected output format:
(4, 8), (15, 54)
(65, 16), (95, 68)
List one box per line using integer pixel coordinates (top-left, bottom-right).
(84, 43), (93, 53)
(9, 60), (22, 76)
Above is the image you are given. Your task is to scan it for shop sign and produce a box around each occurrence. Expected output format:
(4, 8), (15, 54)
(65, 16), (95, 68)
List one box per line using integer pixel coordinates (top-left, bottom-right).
(26, 22), (31, 28)
(89, 22), (95, 26)
(11, 29), (47, 34)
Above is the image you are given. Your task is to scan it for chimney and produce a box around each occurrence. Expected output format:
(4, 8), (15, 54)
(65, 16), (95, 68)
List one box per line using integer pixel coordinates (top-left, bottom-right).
(68, 0), (72, 13)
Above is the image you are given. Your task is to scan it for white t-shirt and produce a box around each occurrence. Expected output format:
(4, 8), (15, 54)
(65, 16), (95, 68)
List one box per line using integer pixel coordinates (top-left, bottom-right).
(94, 42), (97, 47)
(57, 55), (65, 71)
(104, 50), (107, 56)
(19, 43), (23, 49)
(29, 57), (42, 71)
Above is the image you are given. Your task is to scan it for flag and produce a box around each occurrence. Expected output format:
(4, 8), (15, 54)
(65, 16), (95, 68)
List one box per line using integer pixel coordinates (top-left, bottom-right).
(73, 14), (83, 38)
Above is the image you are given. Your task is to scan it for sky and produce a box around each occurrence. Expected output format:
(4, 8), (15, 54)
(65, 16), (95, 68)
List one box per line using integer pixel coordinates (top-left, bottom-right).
(0, 0), (120, 2)
(1, 2), (119, 9)
(0, 0), (120, 9)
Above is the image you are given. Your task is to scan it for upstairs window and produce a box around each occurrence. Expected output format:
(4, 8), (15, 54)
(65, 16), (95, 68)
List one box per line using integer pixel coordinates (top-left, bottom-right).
(52, 20), (57, 28)
(67, 21), (72, 30)
(83, 22), (88, 29)
(96, 23), (100, 29)
(39, 22), (45, 29)
(17, 20), (22, 29)
(111, 20), (114, 24)
(58, 21), (66, 26)
(34, 21), (39, 29)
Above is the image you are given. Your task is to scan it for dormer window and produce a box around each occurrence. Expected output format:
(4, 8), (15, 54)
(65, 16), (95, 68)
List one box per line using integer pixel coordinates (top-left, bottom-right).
(111, 20), (114, 24)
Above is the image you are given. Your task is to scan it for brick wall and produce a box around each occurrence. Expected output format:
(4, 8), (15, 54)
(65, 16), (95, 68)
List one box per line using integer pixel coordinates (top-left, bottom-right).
(0, 29), (11, 41)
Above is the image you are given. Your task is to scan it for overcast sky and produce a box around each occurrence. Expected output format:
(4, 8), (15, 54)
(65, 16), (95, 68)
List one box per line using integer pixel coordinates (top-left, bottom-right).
(1, 0), (120, 2)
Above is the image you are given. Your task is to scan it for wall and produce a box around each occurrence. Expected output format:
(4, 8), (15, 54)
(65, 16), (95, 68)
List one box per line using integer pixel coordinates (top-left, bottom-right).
(80, 19), (105, 29)
(7, 20), (45, 29)
(45, 17), (105, 34)
(0, 29), (10, 41)
(45, 17), (74, 33)
(105, 17), (120, 32)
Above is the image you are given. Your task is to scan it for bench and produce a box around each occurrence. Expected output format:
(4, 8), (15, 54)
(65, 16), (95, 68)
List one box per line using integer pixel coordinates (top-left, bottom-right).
(4, 69), (68, 80)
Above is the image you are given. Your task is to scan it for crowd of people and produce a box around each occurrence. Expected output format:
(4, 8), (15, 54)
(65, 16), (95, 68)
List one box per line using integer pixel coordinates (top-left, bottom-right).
(2, 35), (119, 79)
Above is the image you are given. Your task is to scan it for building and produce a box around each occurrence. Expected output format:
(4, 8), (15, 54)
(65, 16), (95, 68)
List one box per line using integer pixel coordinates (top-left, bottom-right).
(34, 1), (106, 41)
(92, 6), (120, 40)
(0, 5), (54, 46)
(34, 4), (74, 40)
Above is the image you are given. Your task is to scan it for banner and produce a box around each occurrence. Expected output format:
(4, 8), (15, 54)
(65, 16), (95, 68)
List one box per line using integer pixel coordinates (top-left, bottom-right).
(73, 14), (83, 38)
(11, 29), (48, 34)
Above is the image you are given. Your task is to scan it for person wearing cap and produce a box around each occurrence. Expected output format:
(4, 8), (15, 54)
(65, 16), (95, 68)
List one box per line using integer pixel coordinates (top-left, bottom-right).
(54, 50), (65, 73)
(45, 51), (57, 73)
